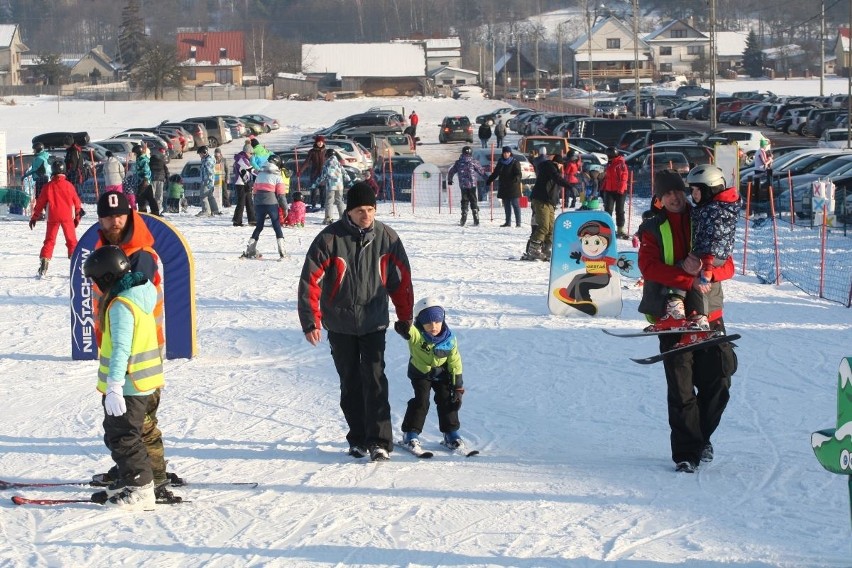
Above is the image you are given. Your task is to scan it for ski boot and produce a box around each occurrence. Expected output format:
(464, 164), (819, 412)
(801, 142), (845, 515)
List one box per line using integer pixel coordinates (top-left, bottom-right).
(37, 257), (49, 277)
(459, 211), (467, 226)
(276, 237), (286, 259)
(472, 210), (480, 226)
(241, 238), (258, 259)
(520, 240), (546, 261)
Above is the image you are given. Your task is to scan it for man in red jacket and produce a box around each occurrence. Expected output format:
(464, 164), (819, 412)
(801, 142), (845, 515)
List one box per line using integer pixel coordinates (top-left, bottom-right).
(600, 147), (629, 238)
(29, 161), (84, 277)
(636, 170), (738, 474)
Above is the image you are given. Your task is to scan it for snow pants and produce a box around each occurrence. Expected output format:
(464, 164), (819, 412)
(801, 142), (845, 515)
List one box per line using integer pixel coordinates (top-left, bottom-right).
(40, 220), (77, 259)
(327, 330), (393, 452)
(137, 182), (160, 216)
(250, 203), (284, 241)
(660, 318), (737, 465)
(401, 376), (460, 436)
(232, 183), (256, 225)
(102, 393), (154, 487)
(603, 191), (626, 230)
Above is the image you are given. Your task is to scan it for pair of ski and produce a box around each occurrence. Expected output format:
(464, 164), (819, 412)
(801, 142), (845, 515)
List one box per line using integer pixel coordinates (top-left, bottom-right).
(396, 440), (479, 459)
(3, 478), (258, 507)
(603, 328), (741, 364)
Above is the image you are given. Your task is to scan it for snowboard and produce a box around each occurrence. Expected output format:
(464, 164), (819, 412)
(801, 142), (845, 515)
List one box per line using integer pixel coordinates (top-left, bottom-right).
(548, 211), (622, 318)
(630, 333), (741, 365)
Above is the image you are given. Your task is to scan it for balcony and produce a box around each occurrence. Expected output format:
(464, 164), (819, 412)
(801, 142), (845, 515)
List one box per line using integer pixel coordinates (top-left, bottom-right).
(577, 68), (653, 79)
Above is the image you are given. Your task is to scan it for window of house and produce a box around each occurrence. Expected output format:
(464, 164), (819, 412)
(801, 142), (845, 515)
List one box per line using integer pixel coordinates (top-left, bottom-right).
(659, 63), (673, 72)
(606, 38), (620, 49)
(660, 46), (672, 56)
(687, 45), (704, 56)
(440, 61), (449, 66)
(215, 69), (233, 84)
(671, 30), (686, 39)
(184, 68), (196, 80)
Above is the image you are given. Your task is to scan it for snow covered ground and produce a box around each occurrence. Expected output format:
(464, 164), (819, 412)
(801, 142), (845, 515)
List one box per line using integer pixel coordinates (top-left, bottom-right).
(0, 81), (850, 567)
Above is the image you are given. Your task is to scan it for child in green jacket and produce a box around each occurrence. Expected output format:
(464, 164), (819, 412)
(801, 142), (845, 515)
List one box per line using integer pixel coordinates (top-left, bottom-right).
(394, 297), (466, 452)
(166, 174), (184, 213)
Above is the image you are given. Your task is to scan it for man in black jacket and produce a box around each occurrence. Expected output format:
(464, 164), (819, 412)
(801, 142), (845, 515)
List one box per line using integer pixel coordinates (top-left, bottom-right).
(522, 155), (571, 261)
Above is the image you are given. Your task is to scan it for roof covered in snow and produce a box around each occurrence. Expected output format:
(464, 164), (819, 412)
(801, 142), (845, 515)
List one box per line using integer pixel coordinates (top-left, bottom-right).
(302, 43), (426, 77)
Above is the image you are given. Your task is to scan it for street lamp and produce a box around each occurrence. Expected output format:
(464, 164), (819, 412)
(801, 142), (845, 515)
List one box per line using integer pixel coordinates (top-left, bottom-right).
(632, 0), (640, 118)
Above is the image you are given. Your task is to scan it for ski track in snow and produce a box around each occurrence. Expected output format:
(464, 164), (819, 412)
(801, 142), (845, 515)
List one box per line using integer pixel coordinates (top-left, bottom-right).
(1, 86), (851, 567)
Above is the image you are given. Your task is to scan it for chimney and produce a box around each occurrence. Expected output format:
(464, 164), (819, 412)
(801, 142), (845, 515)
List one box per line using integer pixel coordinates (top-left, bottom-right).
(189, 46), (196, 61)
(219, 47), (227, 60)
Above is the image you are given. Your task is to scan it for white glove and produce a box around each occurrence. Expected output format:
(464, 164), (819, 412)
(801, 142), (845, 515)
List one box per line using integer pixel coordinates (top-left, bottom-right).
(104, 383), (126, 417)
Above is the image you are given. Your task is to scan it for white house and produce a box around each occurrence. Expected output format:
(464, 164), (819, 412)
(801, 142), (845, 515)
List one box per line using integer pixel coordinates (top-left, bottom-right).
(569, 16), (652, 88)
(644, 19), (709, 76)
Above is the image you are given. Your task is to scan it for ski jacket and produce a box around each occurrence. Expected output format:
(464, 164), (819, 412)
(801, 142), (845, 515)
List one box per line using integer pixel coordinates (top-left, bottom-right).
(600, 154), (628, 194)
(31, 175), (81, 223)
(149, 152), (169, 182)
(96, 276), (163, 396)
(691, 187), (741, 262)
(405, 324), (463, 388)
(314, 155), (350, 192)
(478, 123), (492, 140)
(564, 160), (581, 184)
(298, 216), (413, 336)
(637, 206), (734, 321)
(167, 181), (184, 199)
(409, 112), (419, 127)
(447, 155), (485, 189)
(302, 145), (326, 181)
(252, 161), (288, 206)
(103, 156), (125, 187)
(486, 157), (523, 200)
(200, 154), (215, 193)
(530, 160), (570, 206)
(250, 143), (272, 170)
(754, 148), (772, 173)
(232, 151), (254, 186)
(494, 121), (507, 139)
(65, 144), (83, 175)
(135, 154), (151, 184)
(23, 150), (51, 180)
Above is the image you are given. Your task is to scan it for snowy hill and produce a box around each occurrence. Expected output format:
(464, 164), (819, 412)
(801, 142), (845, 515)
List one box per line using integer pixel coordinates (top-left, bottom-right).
(0, 85), (850, 567)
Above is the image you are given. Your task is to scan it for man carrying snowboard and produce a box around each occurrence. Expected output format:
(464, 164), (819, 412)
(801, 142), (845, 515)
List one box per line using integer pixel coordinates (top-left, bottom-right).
(636, 169), (738, 474)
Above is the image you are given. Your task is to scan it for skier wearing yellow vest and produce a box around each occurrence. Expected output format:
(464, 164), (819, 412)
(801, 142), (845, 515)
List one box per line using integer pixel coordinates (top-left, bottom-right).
(83, 245), (164, 511)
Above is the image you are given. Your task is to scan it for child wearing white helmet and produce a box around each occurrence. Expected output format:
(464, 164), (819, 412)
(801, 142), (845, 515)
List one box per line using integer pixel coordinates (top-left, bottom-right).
(394, 297), (466, 453)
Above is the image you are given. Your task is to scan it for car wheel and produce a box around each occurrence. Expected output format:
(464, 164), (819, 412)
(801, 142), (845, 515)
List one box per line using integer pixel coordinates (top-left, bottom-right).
(265, 126), (271, 133)
(743, 151), (755, 166)
(208, 137), (219, 148)
(439, 136), (445, 144)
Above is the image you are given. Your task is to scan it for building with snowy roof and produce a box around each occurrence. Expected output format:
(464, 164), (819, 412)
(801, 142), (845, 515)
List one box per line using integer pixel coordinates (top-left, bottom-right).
(302, 42), (427, 96)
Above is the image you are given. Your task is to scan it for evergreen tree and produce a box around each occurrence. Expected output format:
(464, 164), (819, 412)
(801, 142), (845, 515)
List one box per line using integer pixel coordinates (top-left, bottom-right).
(32, 53), (68, 86)
(742, 29), (763, 78)
(117, 0), (147, 70)
(131, 41), (183, 99)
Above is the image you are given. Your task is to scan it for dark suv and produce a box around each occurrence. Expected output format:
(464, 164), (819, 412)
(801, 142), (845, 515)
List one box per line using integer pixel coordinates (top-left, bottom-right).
(438, 116), (474, 144)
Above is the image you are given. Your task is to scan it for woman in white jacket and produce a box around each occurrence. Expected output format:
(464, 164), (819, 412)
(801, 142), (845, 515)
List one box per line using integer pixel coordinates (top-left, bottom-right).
(103, 151), (125, 193)
(313, 149), (351, 225)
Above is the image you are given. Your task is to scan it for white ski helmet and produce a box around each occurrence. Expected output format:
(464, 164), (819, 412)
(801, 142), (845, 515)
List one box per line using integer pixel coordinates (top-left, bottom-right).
(686, 164), (727, 193)
(414, 297), (444, 324)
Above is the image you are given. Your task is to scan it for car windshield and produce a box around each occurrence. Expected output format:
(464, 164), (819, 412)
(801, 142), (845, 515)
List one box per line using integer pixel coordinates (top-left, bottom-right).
(445, 118), (468, 127)
(811, 156), (852, 175)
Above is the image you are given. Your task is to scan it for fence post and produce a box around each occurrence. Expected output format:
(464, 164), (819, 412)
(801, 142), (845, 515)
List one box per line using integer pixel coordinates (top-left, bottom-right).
(742, 181), (751, 275)
(820, 206), (828, 299)
(768, 183), (781, 285)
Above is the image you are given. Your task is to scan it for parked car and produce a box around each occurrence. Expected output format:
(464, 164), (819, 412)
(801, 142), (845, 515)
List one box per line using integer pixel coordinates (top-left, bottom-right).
(161, 121), (209, 148)
(593, 100), (627, 118)
(31, 131), (89, 149)
(107, 135), (171, 164)
(438, 116), (474, 144)
(92, 139), (135, 163)
(372, 133), (416, 161)
(818, 128), (852, 149)
(631, 151), (691, 196)
(240, 113), (279, 132)
(675, 85), (710, 97)
(372, 155), (425, 201)
(624, 141), (715, 172)
(184, 116), (232, 147)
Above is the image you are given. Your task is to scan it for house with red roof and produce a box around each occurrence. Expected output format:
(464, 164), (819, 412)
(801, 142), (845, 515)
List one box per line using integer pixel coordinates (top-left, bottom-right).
(176, 31), (244, 86)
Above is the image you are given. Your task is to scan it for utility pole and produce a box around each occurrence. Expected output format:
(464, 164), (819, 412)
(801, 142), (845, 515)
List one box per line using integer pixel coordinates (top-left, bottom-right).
(559, 24), (564, 106)
(633, 0), (640, 118)
(821, 0), (825, 96)
(587, 8), (594, 116)
(709, 0), (717, 130)
(847, 0), (851, 149)
(491, 34), (496, 100)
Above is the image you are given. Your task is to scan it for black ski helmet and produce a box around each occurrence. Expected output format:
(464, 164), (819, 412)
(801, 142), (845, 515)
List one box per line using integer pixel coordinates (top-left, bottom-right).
(83, 245), (131, 292)
(266, 154), (282, 168)
(50, 161), (66, 176)
(462, 146), (472, 155)
(32, 142), (44, 153)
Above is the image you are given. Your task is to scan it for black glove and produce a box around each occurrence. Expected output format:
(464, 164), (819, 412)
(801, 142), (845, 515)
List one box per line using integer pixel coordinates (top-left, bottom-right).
(394, 320), (411, 340)
(74, 209), (85, 228)
(569, 251), (582, 264)
(449, 388), (465, 411)
(28, 218), (36, 230)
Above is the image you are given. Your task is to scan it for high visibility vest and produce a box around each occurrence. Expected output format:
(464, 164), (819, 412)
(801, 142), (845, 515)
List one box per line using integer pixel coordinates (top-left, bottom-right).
(97, 296), (164, 394)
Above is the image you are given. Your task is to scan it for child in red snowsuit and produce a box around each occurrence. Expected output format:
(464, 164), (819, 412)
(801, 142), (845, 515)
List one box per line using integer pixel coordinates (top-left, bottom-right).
(29, 163), (84, 277)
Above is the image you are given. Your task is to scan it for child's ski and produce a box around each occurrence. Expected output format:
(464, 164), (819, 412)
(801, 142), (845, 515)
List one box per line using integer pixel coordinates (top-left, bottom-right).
(439, 440), (480, 457)
(396, 441), (433, 459)
(602, 328), (719, 338)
